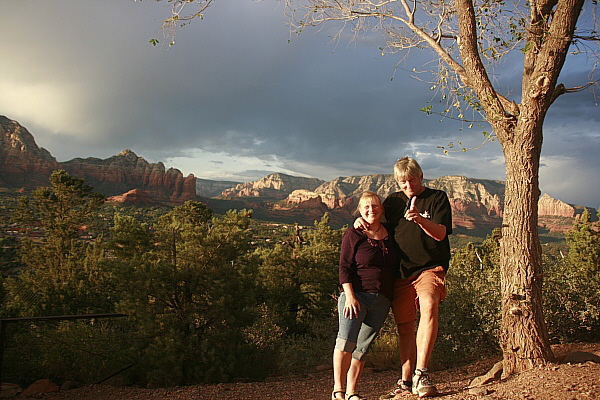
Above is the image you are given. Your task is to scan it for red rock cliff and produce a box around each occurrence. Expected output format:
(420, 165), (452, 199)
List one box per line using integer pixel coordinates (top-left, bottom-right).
(0, 116), (59, 187)
(0, 116), (197, 205)
(60, 150), (197, 205)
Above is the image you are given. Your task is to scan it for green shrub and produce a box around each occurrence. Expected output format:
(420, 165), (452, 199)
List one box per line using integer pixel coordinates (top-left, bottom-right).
(1, 319), (133, 388)
(544, 210), (600, 343)
(433, 235), (502, 369)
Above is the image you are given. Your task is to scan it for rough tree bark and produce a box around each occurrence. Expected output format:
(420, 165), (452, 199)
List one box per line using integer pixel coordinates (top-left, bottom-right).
(452, 0), (585, 376)
(499, 126), (554, 377)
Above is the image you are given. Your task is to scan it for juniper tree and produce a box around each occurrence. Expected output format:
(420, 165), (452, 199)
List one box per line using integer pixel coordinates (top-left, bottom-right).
(112, 201), (259, 385)
(544, 209), (600, 342)
(254, 214), (342, 333)
(8, 170), (107, 315)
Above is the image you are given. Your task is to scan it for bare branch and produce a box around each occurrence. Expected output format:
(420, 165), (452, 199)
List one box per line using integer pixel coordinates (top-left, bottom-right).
(159, 0), (216, 44)
(573, 35), (600, 41)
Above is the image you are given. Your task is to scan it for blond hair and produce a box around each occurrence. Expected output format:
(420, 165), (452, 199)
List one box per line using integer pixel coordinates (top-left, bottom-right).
(394, 157), (423, 181)
(355, 191), (382, 216)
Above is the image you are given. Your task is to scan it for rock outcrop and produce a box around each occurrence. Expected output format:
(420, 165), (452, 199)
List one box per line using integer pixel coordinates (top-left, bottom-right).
(536, 193), (596, 233)
(283, 190), (329, 211)
(2, 115), (594, 230)
(308, 174), (399, 209)
(218, 173), (525, 231)
(196, 178), (241, 198)
(106, 189), (157, 206)
(0, 116), (59, 187)
(235, 172), (593, 231)
(427, 176), (504, 217)
(285, 175), (506, 223)
(0, 116), (197, 205)
(221, 173), (324, 199)
(60, 149), (198, 205)
(538, 193), (576, 217)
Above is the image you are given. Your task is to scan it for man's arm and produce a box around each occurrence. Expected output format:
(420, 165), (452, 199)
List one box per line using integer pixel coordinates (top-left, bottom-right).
(405, 201), (447, 241)
(353, 217), (369, 230)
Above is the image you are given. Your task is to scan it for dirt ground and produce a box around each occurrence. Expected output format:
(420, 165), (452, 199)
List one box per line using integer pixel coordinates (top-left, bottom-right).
(38, 342), (600, 400)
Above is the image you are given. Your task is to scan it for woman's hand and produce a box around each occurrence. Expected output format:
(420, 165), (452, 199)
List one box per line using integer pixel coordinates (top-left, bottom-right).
(343, 293), (361, 319)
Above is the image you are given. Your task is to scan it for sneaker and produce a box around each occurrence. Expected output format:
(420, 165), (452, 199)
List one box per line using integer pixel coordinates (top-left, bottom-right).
(412, 368), (437, 397)
(378, 379), (412, 399)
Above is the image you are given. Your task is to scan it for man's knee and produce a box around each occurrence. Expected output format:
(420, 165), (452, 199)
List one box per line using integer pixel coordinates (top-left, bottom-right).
(418, 293), (440, 314)
(396, 321), (416, 336)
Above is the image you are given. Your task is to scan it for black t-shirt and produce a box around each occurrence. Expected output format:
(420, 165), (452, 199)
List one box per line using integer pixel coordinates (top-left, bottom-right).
(383, 188), (452, 279)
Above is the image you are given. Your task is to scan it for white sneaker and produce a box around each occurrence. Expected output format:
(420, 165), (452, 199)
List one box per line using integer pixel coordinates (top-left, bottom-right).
(412, 368), (437, 397)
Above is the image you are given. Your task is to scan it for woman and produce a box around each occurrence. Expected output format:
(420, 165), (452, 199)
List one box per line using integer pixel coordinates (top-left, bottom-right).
(332, 191), (399, 400)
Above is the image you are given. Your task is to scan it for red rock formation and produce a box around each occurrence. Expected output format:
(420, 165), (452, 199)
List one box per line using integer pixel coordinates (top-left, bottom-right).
(170, 173), (198, 203)
(222, 173), (324, 199)
(0, 116), (59, 187)
(106, 189), (156, 206)
(60, 152), (198, 205)
(0, 116), (197, 205)
(2, 116), (594, 230)
(294, 195), (329, 211)
(538, 193), (575, 217)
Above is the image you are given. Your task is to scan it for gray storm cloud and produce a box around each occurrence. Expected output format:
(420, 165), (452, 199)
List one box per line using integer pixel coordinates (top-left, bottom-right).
(0, 0), (598, 208)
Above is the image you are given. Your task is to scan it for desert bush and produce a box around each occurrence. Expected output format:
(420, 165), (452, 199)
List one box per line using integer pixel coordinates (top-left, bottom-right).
(544, 210), (600, 343)
(4, 183), (598, 387)
(253, 214), (342, 335)
(433, 232), (502, 369)
(110, 204), (266, 385)
(274, 313), (338, 373)
(1, 318), (132, 387)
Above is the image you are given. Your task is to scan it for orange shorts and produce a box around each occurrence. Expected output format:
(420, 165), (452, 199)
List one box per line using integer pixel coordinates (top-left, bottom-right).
(391, 265), (447, 325)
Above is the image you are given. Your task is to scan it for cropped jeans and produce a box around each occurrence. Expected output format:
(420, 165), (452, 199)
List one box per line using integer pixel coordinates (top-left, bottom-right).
(335, 291), (391, 361)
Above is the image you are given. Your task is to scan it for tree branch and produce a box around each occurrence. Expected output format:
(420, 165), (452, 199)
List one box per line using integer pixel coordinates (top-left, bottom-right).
(454, 0), (517, 130)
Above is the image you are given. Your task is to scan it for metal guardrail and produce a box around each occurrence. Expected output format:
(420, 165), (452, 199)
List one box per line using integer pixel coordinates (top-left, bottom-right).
(0, 313), (127, 392)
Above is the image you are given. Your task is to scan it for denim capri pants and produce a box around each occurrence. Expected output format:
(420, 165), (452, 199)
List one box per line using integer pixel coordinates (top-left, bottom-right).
(335, 291), (391, 361)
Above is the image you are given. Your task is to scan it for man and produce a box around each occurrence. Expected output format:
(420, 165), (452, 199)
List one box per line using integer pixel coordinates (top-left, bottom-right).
(356, 157), (452, 398)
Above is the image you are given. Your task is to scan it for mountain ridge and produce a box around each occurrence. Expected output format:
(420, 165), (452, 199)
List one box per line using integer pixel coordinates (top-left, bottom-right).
(0, 116), (198, 205)
(198, 172), (596, 233)
(1, 115), (595, 232)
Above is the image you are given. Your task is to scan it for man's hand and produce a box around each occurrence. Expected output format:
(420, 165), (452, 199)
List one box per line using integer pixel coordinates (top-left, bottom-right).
(353, 217), (369, 230)
(404, 196), (419, 223)
(405, 196), (447, 241)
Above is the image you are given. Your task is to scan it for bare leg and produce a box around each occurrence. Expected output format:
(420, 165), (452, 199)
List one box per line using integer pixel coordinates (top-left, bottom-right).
(415, 293), (440, 370)
(346, 358), (366, 395)
(397, 320), (417, 381)
(332, 349), (351, 397)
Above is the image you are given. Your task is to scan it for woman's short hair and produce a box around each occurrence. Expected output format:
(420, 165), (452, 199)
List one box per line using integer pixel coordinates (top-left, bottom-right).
(394, 157), (423, 182)
(355, 191), (382, 216)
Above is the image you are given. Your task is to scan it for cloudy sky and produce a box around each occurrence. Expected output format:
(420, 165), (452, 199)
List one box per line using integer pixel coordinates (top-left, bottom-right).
(1, 1), (598, 208)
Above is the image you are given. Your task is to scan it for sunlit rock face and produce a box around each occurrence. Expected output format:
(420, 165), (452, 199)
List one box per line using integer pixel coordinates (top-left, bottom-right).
(106, 188), (156, 206)
(0, 116), (197, 205)
(285, 175), (504, 216)
(221, 173), (324, 199)
(282, 175), (594, 231)
(538, 193), (575, 218)
(0, 116), (59, 187)
(59, 150), (198, 205)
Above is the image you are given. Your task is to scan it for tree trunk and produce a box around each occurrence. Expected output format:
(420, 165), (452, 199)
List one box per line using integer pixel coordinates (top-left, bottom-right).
(498, 122), (554, 377)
